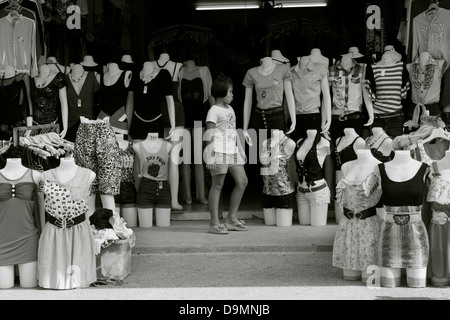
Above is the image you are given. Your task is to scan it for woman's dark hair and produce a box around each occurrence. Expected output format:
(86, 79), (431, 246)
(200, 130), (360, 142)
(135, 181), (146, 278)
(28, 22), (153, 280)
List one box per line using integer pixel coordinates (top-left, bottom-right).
(211, 73), (233, 99)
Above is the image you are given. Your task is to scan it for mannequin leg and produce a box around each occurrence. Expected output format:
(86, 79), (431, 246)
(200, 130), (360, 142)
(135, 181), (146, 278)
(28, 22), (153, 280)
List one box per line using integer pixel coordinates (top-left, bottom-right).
(18, 262), (38, 288)
(311, 205), (329, 227)
(100, 195), (116, 211)
(138, 208), (153, 228)
(193, 127), (208, 204)
(121, 206), (138, 228)
(182, 128), (193, 204)
(167, 127), (184, 211)
(0, 265), (15, 289)
(406, 268), (427, 288)
(264, 208), (276, 226)
(276, 209), (293, 227)
(381, 267), (402, 288)
(298, 204), (312, 226)
(334, 171), (344, 224)
(343, 270), (362, 281)
(155, 208), (171, 227)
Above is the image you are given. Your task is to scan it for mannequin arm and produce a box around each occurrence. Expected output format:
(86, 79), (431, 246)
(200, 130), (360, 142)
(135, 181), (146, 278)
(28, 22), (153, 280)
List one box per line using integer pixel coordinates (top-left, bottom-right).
(363, 86), (374, 127)
(165, 95), (176, 139)
(283, 79), (296, 135)
(23, 75), (33, 126)
(243, 87), (254, 146)
(126, 91), (134, 133)
(320, 77), (332, 133)
(59, 87), (68, 139)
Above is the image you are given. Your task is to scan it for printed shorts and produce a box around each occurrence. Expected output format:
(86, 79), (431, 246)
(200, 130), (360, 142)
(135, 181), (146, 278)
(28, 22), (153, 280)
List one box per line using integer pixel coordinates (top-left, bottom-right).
(296, 182), (331, 207)
(137, 178), (171, 209)
(74, 119), (121, 196)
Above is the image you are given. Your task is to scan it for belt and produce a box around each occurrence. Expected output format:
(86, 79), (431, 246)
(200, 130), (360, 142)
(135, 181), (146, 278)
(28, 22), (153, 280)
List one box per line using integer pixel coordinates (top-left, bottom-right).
(255, 106), (284, 115)
(431, 211), (450, 225)
(297, 183), (328, 194)
(344, 208), (377, 220)
(48, 214), (86, 229)
(384, 212), (422, 226)
(374, 110), (404, 119)
(332, 113), (363, 121)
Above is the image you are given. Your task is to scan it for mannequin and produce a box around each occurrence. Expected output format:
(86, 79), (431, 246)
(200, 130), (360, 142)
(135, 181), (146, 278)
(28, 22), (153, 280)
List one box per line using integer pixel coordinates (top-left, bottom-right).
(272, 50), (290, 66)
(133, 132), (173, 228)
(0, 157), (42, 289)
(243, 57), (296, 148)
(260, 130), (296, 227)
(333, 149), (382, 283)
(98, 62), (134, 135)
(64, 63), (100, 142)
(114, 133), (138, 228)
(375, 150), (430, 288)
(0, 66), (28, 141)
(46, 56), (71, 75)
(383, 45), (402, 63)
(80, 55), (100, 73)
(31, 64), (69, 138)
(428, 150), (450, 287)
(333, 128), (366, 223)
(38, 156), (97, 289)
(365, 127), (394, 163)
(296, 130), (331, 227)
(179, 59), (213, 205)
(152, 53), (184, 212)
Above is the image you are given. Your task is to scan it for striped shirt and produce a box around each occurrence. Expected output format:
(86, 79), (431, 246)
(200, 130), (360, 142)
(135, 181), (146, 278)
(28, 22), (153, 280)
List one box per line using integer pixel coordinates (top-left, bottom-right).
(364, 61), (410, 114)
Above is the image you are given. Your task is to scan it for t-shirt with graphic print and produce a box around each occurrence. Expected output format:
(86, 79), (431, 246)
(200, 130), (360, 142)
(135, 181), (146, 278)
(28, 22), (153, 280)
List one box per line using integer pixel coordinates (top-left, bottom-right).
(206, 105), (238, 155)
(243, 64), (291, 110)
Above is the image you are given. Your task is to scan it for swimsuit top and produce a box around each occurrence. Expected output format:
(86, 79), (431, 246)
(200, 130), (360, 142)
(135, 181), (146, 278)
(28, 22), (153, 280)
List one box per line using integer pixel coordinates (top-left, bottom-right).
(296, 132), (324, 187)
(334, 137), (360, 171)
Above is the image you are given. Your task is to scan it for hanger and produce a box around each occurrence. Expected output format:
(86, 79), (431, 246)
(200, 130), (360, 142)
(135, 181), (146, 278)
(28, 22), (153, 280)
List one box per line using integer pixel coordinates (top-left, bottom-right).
(421, 127), (450, 145)
(5, 0), (20, 18)
(425, 0), (439, 14)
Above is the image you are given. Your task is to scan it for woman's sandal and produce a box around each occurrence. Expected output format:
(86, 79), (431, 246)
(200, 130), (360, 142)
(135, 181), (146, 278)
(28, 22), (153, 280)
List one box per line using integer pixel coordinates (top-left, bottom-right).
(208, 224), (229, 235)
(224, 220), (248, 232)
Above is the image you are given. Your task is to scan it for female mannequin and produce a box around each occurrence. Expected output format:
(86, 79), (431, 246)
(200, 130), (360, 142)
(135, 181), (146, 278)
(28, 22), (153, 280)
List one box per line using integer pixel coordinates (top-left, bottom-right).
(152, 53), (185, 212)
(46, 56), (71, 75)
(39, 156), (97, 290)
(296, 130), (331, 227)
(290, 51), (331, 143)
(178, 59), (212, 205)
(133, 132), (173, 228)
(0, 156), (42, 289)
(272, 50), (290, 66)
(97, 62), (133, 136)
(31, 64), (69, 138)
(0, 66), (28, 141)
(260, 130), (296, 227)
(427, 150), (450, 287)
(114, 133), (137, 228)
(329, 47), (374, 142)
(243, 57), (296, 143)
(375, 150), (430, 288)
(365, 127), (394, 163)
(333, 149), (382, 283)
(333, 128), (366, 223)
(64, 63), (100, 142)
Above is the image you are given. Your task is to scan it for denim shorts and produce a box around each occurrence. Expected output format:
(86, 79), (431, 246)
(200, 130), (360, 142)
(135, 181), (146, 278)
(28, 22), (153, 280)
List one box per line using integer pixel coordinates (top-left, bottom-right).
(372, 111), (405, 139)
(296, 181), (331, 207)
(262, 193), (295, 209)
(252, 106), (287, 138)
(114, 181), (137, 207)
(208, 152), (245, 176)
(291, 113), (322, 143)
(330, 113), (364, 142)
(137, 178), (171, 209)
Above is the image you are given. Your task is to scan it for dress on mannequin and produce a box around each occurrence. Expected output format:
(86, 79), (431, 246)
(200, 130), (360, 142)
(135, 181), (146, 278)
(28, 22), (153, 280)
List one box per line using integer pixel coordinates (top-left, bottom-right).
(0, 157), (42, 289)
(375, 151), (430, 288)
(38, 157), (97, 290)
(332, 149), (382, 282)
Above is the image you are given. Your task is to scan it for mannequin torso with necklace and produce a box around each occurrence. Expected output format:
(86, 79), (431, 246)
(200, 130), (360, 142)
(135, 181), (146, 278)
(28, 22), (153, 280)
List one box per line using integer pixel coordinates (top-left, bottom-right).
(334, 128), (366, 170)
(365, 127), (394, 162)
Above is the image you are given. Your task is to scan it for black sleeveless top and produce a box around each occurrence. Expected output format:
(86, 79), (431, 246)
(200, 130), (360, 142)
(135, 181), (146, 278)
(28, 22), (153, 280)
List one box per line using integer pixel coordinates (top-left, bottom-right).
(66, 71), (98, 128)
(0, 73), (26, 125)
(334, 137), (360, 171)
(296, 132), (324, 187)
(99, 71), (129, 117)
(378, 163), (429, 207)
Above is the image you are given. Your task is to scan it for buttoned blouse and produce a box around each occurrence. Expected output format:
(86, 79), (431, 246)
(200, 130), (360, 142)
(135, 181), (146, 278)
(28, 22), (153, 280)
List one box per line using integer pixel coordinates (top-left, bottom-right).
(243, 64), (291, 110)
(291, 59), (328, 114)
(407, 58), (445, 107)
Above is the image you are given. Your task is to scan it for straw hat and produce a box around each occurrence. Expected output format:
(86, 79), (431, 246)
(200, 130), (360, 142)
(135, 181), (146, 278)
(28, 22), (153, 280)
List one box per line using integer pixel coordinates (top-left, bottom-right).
(272, 50), (290, 65)
(342, 47), (364, 59)
(121, 55), (134, 64)
(80, 55), (98, 67)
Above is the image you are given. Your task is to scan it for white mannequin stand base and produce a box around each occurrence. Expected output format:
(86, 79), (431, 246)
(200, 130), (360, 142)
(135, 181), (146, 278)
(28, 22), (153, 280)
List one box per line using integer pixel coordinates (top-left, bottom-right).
(117, 206), (138, 228)
(0, 262), (37, 289)
(138, 208), (171, 228)
(381, 267), (428, 288)
(334, 170), (344, 224)
(264, 208), (293, 227)
(298, 204), (328, 227)
(343, 269), (372, 283)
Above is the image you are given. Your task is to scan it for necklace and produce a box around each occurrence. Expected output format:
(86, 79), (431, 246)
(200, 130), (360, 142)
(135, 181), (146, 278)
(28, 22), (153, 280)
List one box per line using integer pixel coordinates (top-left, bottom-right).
(36, 74), (52, 88)
(156, 59), (170, 69)
(71, 71), (86, 83)
(367, 132), (388, 149)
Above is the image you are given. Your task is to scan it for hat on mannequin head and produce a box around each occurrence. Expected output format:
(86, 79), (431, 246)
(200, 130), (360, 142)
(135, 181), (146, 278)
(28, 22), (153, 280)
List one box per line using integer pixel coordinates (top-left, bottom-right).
(272, 50), (290, 65)
(80, 55), (98, 67)
(341, 47), (364, 59)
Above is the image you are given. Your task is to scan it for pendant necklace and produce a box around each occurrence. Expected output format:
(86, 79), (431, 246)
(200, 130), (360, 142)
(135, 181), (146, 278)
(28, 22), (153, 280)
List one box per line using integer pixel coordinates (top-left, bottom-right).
(71, 71), (86, 83)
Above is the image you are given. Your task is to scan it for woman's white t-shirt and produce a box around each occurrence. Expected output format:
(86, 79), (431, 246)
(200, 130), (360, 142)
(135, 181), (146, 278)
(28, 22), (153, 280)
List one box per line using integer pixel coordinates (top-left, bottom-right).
(206, 104), (238, 154)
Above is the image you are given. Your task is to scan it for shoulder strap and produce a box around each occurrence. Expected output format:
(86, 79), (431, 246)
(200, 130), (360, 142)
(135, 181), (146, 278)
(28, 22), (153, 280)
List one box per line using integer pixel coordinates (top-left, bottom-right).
(431, 162), (440, 176)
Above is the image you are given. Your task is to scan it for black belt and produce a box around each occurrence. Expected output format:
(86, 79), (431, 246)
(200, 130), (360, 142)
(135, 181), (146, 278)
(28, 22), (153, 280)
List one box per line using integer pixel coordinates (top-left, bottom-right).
(48, 214), (86, 229)
(297, 183), (328, 194)
(374, 110), (404, 119)
(332, 113), (363, 121)
(343, 208), (377, 220)
(255, 106), (284, 115)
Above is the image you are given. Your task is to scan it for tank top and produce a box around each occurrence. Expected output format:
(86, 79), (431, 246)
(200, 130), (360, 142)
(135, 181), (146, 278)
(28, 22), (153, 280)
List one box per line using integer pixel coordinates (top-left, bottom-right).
(99, 71), (129, 117)
(0, 73), (25, 125)
(66, 71), (97, 128)
(296, 132), (324, 187)
(378, 163), (429, 207)
(137, 141), (170, 182)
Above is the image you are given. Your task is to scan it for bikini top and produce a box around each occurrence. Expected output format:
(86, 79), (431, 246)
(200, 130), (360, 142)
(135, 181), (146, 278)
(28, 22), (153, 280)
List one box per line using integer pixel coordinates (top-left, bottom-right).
(296, 132), (324, 187)
(370, 137), (395, 163)
(334, 137), (360, 171)
(0, 170), (37, 202)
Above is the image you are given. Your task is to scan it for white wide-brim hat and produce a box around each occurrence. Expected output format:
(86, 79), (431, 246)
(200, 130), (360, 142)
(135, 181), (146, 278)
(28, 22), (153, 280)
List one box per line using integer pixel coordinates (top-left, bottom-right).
(80, 55), (98, 67)
(342, 47), (364, 59)
(121, 55), (134, 64)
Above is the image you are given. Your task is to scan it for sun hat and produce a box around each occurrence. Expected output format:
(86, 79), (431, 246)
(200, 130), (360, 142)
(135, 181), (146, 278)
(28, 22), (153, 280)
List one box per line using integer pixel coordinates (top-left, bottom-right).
(80, 55), (98, 67)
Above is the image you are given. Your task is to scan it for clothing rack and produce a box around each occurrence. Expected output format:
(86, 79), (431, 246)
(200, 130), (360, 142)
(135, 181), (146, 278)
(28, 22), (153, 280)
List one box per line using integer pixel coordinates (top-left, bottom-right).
(13, 124), (61, 147)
